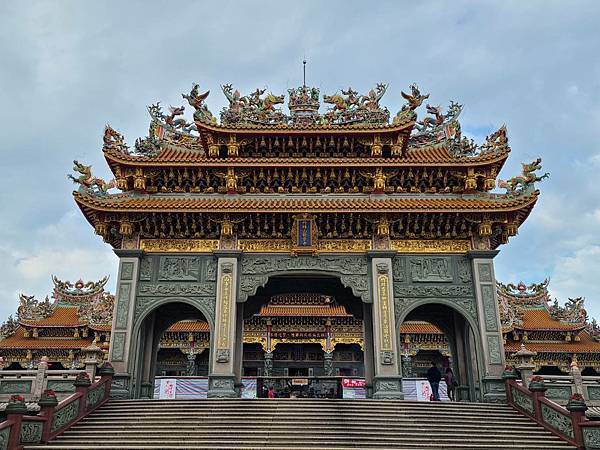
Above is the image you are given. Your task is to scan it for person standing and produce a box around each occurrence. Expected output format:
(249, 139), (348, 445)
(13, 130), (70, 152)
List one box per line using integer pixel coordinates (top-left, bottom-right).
(426, 361), (442, 401)
(444, 367), (457, 401)
(268, 386), (275, 399)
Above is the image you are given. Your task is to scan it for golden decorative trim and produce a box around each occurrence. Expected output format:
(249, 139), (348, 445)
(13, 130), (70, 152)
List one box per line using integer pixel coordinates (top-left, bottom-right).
(140, 239), (219, 253)
(238, 239), (291, 252)
(377, 273), (393, 352)
(390, 239), (470, 253)
(318, 239), (372, 252)
(238, 239), (372, 253)
(217, 272), (232, 349)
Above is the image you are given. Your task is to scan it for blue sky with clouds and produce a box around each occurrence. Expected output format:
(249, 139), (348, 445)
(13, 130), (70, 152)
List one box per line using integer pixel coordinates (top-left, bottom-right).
(0, 1), (599, 319)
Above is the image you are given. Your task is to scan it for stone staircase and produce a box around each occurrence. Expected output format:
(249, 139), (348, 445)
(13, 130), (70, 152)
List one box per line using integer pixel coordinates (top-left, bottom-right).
(25, 399), (576, 449)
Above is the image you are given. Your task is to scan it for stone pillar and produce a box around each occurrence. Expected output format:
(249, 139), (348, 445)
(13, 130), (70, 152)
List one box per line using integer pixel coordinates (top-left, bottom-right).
(108, 249), (143, 399)
(362, 303), (375, 398)
(208, 251), (240, 398)
(514, 344), (537, 389)
(368, 251), (403, 399)
(82, 343), (103, 380)
(233, 302), (244, 397)
(469, 250), (506, 402)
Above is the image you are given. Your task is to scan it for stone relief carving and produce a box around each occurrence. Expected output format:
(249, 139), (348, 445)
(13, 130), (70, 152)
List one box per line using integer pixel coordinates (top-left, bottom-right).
(138, 283), (215, 296)
(51, 398), (80, 432)
(409, 257), (453, 282)
(511, 387), (534, 414)
(120, 262), (134, 281)
(20, 421), (43, 443)
(210, 378), (234, 390)
(487, 335), (502, 364)
(541, 403), (574, 438)
(376, 262), (389, 274)
(380, 351), (394, 365)
(158, 257), (201, 281)
(239, 256), (369, 302)
(392, 257), (405, 282)
(221, 262), (233, 274)
(457, 257), (472, 283)
(545, 386), (573, 400)
(393, 285), (473, 298)
(111, 332), (126, 362)
(215, 349), (230, 363)
(481, 284), (498, 332)
(135, 296), (216, 324)
(394, 297), (477, 323)
(205, 260), (217, 281)
(139, 258), (153, 281)
(478, 263), (493, 282)
(375, 379), (401, 392)
(115, 284), (131, 328)
(587, 386), (600, 400)
(583, 427), (600, 448)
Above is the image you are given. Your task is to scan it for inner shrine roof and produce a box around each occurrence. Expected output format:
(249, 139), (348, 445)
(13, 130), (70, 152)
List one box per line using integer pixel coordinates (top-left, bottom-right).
(257, 304), (352, 317)
(0, 327), (94, 349)
(166, 321), (210, 332)
(74, 190), (539, 214)
(19, 306), (80, 328)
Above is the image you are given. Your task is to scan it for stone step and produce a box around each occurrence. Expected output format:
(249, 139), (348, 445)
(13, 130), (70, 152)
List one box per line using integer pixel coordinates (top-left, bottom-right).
(67, 422), (546, 433)
(25, 445), (576, 450)
(30, 437), (576, 447)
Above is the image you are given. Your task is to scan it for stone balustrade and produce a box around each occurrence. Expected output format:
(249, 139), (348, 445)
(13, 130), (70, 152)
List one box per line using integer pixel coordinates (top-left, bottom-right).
(0, 363), (114, 449)
(504, 368), (600, 450)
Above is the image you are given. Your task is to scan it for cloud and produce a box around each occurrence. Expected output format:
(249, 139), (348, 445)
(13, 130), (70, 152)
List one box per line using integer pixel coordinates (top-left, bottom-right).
(551, 246), (600, 305)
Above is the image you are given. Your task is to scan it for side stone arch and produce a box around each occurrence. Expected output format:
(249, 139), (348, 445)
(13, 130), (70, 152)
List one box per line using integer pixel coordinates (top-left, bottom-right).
(395, 297), (485, 401)
(133, 296), (216, 334)
(238, 255), (371, 302)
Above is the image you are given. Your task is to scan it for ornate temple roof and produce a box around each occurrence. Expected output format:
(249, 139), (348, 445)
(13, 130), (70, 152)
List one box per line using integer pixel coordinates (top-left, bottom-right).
(74, 191), (539, 213)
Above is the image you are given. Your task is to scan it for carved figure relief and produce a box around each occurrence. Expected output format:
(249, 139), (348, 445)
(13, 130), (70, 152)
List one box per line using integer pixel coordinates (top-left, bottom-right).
(120, 262), (134, 281)
(115, 284), (131, 328)
(478, 263), (493, 282)
(139, 258), (153, 281)
(481, 284), (498, 332)
(111, 332), (126, 362)
(158, 257), (201, 281)
(487, 335), (502, 364)
(392, 258), (405, 282)
(138, 283), (215, 297)
(409, 257), (452, 282)
(457, 258), (472, 283)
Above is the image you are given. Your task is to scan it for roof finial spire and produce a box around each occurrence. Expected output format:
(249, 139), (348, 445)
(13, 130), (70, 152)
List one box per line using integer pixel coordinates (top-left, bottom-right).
(303, 59), (307, 89)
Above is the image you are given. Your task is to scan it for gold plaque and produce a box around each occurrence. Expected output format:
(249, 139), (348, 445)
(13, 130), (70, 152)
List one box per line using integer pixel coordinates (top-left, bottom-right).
(140, 239), (219, 253)
(390, 240), (470, 253)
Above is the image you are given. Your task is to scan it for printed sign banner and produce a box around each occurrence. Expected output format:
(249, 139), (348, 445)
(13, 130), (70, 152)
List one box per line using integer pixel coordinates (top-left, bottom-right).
(158, 378), (177, 399)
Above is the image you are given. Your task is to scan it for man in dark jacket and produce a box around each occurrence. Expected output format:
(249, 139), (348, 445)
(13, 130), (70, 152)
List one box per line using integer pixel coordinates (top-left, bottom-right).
(426, 361), (442, 401)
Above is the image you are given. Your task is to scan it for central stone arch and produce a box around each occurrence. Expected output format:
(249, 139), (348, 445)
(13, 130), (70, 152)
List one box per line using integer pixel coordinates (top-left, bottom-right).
(238, 255), (371, 303)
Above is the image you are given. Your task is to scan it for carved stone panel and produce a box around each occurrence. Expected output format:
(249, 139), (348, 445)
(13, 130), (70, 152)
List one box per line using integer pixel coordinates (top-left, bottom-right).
(139, 257), (153, 281)
(239, 255), (369, 302)
(158, 257), (201, 281)
(138, 283), (215, 297)
(120, 262), (134, 281)
(115, 284), (131, 329)
(584, 427), (600, 449)
(111, 332), (126, 362)
(457, 257), (472, 283)
(20, 421), (43, 443)
(545, 385), (573, 400)
(408, 257), (453, 282)
(392, 257), (405, 282)
(487, 335), (502, 364)
(511, 387), (534, 414)
(541, 403), (574, 438)
(588, 386), (600, 400)
(478, 263), (493, 283)
(393, 285), (473, 298)
(481, 284), (498, 332)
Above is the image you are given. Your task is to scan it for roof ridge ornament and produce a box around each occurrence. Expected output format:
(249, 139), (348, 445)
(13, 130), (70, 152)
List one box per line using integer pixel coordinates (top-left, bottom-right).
(498, 157), (550, 195)
(68, 160), (117, 197)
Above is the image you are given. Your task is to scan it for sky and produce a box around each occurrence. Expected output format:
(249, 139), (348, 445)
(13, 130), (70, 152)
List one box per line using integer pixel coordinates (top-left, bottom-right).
(0, 1), (599, 321)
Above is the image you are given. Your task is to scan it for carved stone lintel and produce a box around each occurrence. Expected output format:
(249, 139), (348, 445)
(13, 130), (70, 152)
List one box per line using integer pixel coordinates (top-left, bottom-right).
(221, 262), (233, 274)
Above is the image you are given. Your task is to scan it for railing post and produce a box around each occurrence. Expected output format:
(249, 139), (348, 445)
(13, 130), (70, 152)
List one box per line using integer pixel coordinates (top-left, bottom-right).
(566, 394), (588, 450)
(38, 389), (59, 443)
(33, 356), (49, 402)
(5, 394), (27, 448)
(528, 376), (547, 422)
(97, 362), (115, 403)
(502, 366), (518, 405)
(82, 343), (104, 380)
(73, 372), (92, 418)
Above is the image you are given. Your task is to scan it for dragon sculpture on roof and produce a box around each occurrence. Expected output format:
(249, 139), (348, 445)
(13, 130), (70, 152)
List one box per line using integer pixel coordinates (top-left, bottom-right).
(17, 294), (54, 322)
(220, 84), (286, 125)
(498, 157), (550, 194)
(68, 161), (116, 196)
(323, 83), (390, 125)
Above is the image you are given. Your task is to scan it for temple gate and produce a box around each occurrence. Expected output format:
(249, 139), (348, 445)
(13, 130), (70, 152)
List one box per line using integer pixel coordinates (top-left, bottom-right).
(70, 81), (545, 400)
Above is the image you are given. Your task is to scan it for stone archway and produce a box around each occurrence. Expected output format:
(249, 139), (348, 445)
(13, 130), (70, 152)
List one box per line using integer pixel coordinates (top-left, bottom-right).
(397, 299), (484, 401)
(130, 298), (213, 398)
